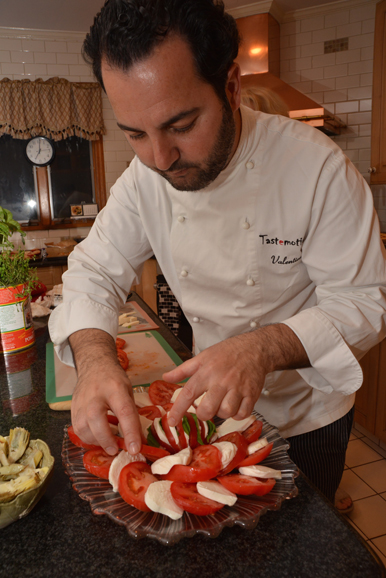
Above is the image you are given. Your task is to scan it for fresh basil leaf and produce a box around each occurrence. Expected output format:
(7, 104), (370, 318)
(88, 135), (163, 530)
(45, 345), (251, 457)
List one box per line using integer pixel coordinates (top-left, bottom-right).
(191, 414), (204, 445)
(207, 420), (217, 442)
(182, 416), (190, 436)
(146, 426), (160, 448)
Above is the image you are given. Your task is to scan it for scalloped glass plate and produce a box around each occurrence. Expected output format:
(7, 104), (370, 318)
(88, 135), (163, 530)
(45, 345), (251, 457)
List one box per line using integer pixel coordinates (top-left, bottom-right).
(62, 394), (299, 546)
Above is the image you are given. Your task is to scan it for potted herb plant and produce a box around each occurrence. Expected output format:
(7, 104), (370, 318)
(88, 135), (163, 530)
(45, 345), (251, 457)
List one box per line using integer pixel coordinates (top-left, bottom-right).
(0, 207), (38, 353)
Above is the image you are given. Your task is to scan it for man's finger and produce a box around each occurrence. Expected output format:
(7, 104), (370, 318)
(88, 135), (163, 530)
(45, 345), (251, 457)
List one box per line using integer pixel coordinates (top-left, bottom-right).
(88, 411), (120, 455)
(167, 378), (206, 427)
(163, 357), (200, 383)
(112, 396), (142, 455)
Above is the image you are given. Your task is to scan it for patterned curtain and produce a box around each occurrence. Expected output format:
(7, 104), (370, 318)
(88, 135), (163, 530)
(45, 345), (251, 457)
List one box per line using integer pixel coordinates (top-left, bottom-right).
(0, 77), (105, 141)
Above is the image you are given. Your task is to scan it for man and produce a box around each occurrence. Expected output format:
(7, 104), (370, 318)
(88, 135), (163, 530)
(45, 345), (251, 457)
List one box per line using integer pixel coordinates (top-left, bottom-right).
(49, 0), (386, 504)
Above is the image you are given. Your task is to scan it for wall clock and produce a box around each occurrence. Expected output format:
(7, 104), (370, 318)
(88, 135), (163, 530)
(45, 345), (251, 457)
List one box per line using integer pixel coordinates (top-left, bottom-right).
(25, 136), (55, 167)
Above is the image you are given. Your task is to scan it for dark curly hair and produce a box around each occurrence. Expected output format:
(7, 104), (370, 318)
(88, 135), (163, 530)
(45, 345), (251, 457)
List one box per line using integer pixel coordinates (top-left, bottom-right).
(82, 0), (240, 102)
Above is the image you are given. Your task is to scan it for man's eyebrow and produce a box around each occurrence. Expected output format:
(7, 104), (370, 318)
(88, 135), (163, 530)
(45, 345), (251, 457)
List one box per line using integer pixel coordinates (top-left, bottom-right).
(117, 107), (200, 133)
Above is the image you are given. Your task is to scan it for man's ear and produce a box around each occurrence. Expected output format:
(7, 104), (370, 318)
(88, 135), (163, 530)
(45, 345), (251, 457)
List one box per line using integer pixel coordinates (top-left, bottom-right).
(225, 62), (241, 111)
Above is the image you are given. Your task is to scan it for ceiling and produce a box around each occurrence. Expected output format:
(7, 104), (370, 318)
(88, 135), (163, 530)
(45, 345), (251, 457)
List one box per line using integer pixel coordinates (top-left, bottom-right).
(0, 0), (339, 33)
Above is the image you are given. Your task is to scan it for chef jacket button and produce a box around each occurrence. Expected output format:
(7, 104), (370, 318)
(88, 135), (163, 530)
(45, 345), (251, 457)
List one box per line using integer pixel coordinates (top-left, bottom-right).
(250, 321), (257, 328)
(246, 278), (255, 286)
(178, 215), (185, 223)
(262, 389), (270, 397)
(192, 317), (200, 323)
(181, 269), (188, 277)
(242, 221), (250, 230)
(246, 161), (254, 169)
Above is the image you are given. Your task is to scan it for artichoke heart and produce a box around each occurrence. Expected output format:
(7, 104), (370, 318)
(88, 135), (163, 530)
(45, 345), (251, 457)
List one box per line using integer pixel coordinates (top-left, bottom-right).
(0, 468), (40, 503)
(8, 428), (30, 464)
(19, 445), (43, 469)
(0, 436), (9, 467)
(0, 464), (25, 481)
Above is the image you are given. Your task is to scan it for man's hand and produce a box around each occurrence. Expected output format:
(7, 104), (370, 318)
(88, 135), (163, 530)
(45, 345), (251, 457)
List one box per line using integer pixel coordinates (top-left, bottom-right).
(164, 324), (309, 427)
(69, 329), (142, 456)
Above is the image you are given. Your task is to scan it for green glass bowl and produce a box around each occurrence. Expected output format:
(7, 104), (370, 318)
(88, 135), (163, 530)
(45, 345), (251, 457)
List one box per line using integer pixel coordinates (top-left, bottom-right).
(0, 439), (54, 529)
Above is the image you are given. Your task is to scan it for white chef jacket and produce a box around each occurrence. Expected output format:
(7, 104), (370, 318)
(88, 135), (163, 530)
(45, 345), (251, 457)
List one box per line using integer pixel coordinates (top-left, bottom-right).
(49, 105), (386, 439)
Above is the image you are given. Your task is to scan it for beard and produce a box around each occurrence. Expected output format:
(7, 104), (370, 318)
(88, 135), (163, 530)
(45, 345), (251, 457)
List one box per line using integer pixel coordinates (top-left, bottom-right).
(151, 100), (236, 192)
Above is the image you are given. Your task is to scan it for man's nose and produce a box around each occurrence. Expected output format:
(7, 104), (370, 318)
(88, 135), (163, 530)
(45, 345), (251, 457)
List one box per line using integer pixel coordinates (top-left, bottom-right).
(152, 137), (179, 171)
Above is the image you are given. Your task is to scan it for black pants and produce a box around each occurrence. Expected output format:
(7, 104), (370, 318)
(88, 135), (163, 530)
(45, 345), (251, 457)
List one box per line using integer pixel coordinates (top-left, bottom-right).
(286, 406), (355, 503)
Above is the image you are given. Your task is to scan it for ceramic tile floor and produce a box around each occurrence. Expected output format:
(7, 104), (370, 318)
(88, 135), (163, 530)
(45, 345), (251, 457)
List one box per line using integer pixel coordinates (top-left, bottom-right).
(341, 425), (386, 568)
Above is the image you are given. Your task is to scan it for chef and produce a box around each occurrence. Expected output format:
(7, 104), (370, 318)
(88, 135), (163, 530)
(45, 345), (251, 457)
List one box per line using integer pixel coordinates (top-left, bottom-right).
(49, 0), (386, 504)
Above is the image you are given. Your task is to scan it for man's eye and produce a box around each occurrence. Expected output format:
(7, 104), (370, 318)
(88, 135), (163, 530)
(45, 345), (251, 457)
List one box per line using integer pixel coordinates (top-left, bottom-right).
(172, 121), (196, 134)
(128, 132), (146, 141)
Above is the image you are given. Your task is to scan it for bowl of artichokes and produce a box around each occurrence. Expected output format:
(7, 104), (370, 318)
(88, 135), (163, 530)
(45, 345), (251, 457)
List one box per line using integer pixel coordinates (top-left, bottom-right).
(0, 427), (54, 529)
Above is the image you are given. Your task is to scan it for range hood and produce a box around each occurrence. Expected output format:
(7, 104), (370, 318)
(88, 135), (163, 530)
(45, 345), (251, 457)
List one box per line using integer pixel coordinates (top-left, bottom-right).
(235, 14), (346, 136)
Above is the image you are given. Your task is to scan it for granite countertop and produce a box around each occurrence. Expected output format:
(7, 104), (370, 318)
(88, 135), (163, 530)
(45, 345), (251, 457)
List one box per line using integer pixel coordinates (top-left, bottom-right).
(0, 294), (384, 578)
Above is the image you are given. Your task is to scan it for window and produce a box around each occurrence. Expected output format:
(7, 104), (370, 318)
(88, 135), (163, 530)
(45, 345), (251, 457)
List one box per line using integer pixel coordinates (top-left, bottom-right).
(0, 134), (39, 223)
(0, 134), (106, 230)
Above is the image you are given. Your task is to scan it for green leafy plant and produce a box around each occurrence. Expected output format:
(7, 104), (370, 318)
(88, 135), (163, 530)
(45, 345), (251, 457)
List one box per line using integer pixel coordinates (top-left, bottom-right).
(0, 207), (38, 296)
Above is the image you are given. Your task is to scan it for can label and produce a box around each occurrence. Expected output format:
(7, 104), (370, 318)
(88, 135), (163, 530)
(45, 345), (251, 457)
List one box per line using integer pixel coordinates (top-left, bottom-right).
(0, 284), (35, 353)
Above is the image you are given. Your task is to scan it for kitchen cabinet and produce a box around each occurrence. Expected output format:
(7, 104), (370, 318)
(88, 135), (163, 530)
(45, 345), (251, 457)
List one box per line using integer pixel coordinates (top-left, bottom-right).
(370, 0), (386, 183)
(131, 257), (158, 313)
(35, 258), (158, 312)
(355, 338), (386, 444)
(36, 264), (67, 291)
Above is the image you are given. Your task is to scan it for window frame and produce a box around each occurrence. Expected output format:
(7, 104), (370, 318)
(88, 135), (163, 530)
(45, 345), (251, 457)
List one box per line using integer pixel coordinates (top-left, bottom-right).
(21, 138), (107, 232)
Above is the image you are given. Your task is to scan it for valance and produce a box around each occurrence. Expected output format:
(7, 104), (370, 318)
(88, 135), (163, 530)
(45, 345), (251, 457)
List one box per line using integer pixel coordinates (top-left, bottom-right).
(0, 77), (105, 141)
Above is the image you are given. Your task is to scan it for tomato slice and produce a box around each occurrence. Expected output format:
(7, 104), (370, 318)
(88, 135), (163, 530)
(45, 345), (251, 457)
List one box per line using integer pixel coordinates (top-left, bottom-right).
(161, 414), (180, 452)
(217, 474), (276, 496)
(138, 405), (163, 420)
(171, 482), (224, 516)
(107, 414), (119, 425)
(185, 413), (199, 449)
(150, 421), (175, 453)
(176, 418), (188, 450)
(115, 337), (126, 350)
(118, 462), (158, 512)
(117, 349), (129, 370)
(163, 444), (222, 482)
(148, 380), (182, 406)
(242, 419), (263, 444)
(162, 402), (174, 412)
(238, 442), (274, 467)
(140, 444), (170, 462)
(67, 426), (101, 451)
(216, 431), (249, 475)
(83, 449), (114, 479)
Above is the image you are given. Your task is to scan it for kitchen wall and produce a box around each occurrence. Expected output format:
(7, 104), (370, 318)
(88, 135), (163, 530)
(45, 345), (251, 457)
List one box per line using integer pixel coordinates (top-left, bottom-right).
(277, 0), (385, 231)
(0, 0), (384, 235)
(0, 26), (135, 244)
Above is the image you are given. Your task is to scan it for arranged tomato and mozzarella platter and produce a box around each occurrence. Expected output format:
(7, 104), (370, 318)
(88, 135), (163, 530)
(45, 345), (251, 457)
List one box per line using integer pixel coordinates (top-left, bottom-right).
(62, 382), (299, 545)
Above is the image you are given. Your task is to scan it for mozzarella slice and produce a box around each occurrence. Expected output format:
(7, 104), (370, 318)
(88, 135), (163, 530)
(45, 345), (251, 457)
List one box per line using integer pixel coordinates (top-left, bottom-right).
(156, 405), (166, 416)
(170, 388), (183, 402)
(139, 415), (153, 439)
(212, 441), (237, 470)
(239, 465), (282, 479)
(153, 418), (170, 447)
(133, 391), (153, 408)
(247, 437), (269, 455)
(151, 447), (192, 476)
(144, 480), (184, 520)
(108, 450), (146, 492)
(193, 392), (206, 407)
(197, 480), (237, 506)
(170, 388), (196, 413)
(117, 414), (152, 441)
(216, 415), (256, 438)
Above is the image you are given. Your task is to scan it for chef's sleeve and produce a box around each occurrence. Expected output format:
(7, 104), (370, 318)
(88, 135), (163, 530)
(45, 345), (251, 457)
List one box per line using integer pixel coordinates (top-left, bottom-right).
(48, 173), (154, 367)
(282, 150), (386, 395)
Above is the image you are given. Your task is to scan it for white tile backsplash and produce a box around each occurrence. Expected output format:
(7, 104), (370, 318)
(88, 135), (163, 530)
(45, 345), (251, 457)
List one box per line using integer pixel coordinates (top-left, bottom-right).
(281, 0), (376, 181)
